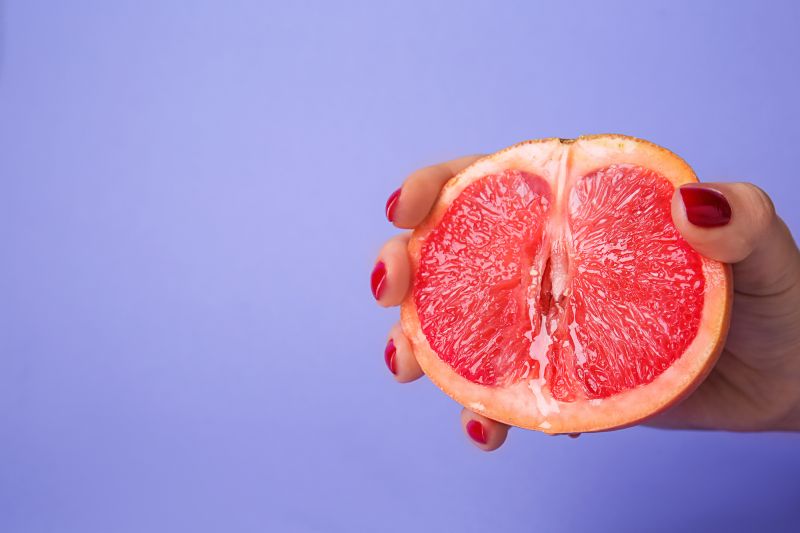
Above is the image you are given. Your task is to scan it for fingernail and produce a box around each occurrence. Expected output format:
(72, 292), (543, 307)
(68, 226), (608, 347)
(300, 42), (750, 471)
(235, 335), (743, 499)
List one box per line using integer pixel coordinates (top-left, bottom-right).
(466, 420), (487, 445)
(385, 188), (402, 222)
(568, 433), (581, 439)
(384, 338), (397, 375)
(679, 186), (732, 227)
(371, 261), (387, 300)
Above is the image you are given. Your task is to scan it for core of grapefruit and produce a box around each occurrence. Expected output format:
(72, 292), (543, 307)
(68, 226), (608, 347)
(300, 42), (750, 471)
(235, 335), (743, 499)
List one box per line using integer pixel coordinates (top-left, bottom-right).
(400, 135), (731, 434)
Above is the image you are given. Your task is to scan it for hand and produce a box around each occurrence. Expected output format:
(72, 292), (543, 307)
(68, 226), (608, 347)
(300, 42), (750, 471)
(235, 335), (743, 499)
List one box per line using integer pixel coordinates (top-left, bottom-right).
(371, 155), (800, 451)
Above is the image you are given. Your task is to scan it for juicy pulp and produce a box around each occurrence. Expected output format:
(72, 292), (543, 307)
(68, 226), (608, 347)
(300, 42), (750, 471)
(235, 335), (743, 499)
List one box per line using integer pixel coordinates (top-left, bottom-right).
(414, 165), (705, 401)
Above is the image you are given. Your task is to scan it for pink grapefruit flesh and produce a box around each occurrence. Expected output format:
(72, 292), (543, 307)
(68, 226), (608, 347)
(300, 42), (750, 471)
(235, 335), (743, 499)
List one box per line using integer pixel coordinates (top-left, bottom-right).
(401, 135), (731, 433)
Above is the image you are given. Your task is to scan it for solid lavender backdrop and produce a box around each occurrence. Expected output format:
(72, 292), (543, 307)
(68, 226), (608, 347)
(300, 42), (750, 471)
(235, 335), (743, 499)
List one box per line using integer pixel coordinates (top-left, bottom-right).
(1, 1), (799, 532)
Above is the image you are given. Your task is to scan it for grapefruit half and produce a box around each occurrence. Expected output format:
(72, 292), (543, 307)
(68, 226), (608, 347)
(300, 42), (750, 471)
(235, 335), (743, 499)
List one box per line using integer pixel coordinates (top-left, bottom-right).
(401, 135), (732, 434)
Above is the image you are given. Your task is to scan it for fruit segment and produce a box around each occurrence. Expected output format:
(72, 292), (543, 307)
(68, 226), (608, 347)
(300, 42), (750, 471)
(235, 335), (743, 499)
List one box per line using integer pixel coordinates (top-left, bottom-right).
(414, 170), (551, 386)
(555, 164), (704, 400)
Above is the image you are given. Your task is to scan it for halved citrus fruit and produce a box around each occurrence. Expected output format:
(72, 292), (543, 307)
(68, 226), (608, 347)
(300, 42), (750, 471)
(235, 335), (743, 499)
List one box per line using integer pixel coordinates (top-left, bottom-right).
(401, 135), (732, 433)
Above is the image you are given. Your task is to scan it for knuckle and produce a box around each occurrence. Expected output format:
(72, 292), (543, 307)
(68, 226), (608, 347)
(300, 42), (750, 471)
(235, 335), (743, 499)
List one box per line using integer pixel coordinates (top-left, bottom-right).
(744, 183), (775, 221)
(740, 183), (776, 243)
(409, 163), (448, 183)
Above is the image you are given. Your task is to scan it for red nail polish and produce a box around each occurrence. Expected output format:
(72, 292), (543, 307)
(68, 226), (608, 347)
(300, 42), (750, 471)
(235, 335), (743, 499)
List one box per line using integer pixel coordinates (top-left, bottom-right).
(679, 186), (732, 227)
(384, 338), (397, 375)
(385, 188), (401, 222)
(466, 420), (487, 445)
(568, 433), (581, 439)
(370, 261), (387, 300)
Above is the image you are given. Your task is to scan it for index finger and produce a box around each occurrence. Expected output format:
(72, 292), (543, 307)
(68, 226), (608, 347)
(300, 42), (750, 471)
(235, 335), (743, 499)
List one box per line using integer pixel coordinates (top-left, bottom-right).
(387, 155), (483, 229)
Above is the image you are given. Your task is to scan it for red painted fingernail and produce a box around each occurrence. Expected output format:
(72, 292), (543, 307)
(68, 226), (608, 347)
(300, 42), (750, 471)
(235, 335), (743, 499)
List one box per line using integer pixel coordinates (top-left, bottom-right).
(370, 261), (387, 300)
(384, 338), (397, 375)
(679, 186), (732, 227)
(466, 420), (487, 445)
(568, 433), (581, 439)
(385, 188), (401, 222)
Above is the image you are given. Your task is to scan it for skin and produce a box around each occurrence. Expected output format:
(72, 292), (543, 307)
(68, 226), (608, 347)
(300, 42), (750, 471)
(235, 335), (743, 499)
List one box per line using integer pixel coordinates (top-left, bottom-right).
(374, 155), (800, 451)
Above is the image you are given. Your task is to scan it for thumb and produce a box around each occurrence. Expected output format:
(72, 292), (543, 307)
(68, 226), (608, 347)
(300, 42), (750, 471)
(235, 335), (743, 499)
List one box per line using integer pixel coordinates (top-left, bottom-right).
(672, 183), (800, 296)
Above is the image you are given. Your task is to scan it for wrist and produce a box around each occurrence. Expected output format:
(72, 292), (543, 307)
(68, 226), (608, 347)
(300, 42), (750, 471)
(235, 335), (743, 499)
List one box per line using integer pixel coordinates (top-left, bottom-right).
(776, 377), (800, 431)
(786, 399), (800, 431)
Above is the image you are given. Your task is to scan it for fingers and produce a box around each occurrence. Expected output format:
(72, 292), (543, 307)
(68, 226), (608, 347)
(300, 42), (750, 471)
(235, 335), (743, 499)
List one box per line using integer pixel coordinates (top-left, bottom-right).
(370, 233), (411, 307)
(672, 182), (800, 296)
(460, 409), (509, 451)
(386, 155), (484, 229)
(384, 323), (424, 383)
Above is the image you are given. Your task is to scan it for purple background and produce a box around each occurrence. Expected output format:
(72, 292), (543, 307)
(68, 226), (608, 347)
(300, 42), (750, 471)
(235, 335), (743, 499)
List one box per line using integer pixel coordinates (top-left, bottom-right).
(1, 1), (799, 532)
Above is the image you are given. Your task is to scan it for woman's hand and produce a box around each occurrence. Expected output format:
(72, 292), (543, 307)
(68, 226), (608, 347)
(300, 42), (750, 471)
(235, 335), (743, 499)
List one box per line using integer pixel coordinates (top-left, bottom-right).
(371, 156), (800, 451)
